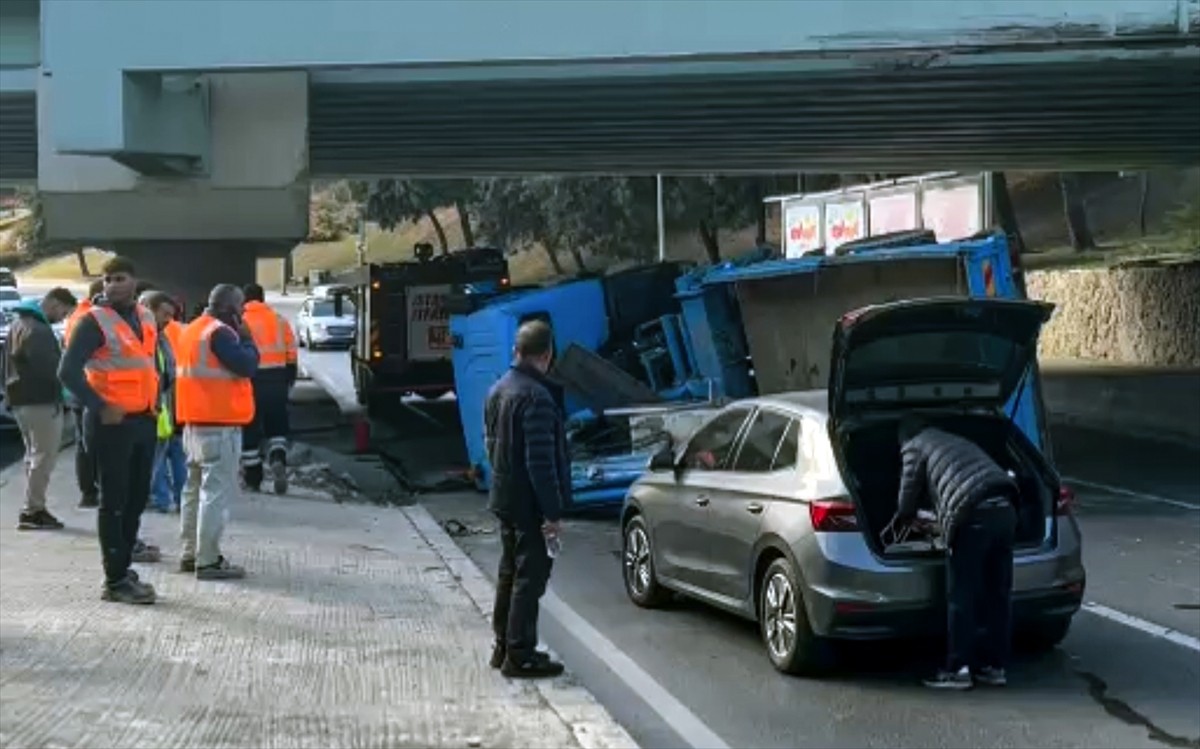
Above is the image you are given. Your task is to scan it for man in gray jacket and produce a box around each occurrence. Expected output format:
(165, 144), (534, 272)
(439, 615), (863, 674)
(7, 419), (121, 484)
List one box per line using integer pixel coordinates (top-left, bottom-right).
(3, 287), (77, 530)
(892, 416), (1019, 691)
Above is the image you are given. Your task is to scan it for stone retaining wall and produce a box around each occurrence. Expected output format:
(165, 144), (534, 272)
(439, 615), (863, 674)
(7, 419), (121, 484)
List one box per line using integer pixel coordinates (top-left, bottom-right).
(1026, 259), (1200, 366)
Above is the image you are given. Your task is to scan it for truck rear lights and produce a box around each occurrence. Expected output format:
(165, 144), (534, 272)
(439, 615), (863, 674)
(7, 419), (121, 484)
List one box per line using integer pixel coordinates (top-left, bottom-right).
(810, 499), (859, 532)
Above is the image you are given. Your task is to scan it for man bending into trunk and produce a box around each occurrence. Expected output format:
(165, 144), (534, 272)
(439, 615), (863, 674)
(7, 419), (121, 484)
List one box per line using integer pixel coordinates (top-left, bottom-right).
(891, 416), (1018, 690)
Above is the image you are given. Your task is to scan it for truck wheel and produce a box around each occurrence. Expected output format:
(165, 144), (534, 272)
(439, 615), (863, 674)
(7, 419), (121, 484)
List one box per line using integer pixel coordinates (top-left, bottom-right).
(759, 558), (833, 676)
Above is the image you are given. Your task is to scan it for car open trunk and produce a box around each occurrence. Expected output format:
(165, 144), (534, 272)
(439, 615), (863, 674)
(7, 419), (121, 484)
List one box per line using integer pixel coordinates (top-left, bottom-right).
(835, 412), (1053, 559)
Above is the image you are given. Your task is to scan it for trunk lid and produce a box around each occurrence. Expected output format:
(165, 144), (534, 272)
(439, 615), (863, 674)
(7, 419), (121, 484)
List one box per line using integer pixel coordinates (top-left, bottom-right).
(829, 297), (1054, 422)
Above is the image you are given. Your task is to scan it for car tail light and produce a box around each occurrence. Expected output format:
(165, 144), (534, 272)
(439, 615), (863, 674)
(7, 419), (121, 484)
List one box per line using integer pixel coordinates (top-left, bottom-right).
(1056, 485), (1076, 516)
(810, 499), (859, 532)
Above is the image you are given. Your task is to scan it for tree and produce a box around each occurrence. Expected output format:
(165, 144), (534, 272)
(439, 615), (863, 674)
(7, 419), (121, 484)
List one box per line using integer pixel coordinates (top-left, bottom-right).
(474, 177), (659, 275)
(367, 178), (478, 254)
(8, 189), (90, 275)
(665, 176), (777, 263)
(1058, 173), (1096, 251)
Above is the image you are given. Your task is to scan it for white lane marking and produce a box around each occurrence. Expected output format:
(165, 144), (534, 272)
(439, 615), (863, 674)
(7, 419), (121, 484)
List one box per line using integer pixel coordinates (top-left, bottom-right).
(543, 592), (733, 749)
(1082, 602), (1200, 653)
(1063, 476), (1200, 511)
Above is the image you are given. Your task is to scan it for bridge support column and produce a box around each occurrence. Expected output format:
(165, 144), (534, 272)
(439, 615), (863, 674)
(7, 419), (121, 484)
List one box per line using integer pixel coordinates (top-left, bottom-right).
(114, 240), (289, 316)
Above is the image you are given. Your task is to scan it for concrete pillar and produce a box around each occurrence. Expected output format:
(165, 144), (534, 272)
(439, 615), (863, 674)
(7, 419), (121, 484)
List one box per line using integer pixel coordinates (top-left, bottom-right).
(114, 240), (268, 316)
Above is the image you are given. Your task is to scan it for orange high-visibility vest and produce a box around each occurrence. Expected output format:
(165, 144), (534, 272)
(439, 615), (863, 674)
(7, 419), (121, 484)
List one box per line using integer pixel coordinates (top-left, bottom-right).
(175, 314), (254, 426)
(242, 300), (296, 369)
(84, 305), (159, 414)
(163, 319), (184, 358)
(63, 299), (94, 344)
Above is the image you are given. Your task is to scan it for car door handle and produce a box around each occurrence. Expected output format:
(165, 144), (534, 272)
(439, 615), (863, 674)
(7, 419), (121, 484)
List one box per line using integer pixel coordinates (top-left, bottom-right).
(746, 502), (765, 515)
(694, 495), (710, 507)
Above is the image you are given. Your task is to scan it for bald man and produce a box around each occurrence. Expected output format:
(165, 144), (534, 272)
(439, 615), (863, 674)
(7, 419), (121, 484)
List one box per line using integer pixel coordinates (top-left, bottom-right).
(175, 284), (259, 581)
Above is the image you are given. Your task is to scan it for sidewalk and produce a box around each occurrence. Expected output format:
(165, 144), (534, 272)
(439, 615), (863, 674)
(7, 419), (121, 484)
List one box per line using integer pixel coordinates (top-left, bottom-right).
(0, 447), (634, 749)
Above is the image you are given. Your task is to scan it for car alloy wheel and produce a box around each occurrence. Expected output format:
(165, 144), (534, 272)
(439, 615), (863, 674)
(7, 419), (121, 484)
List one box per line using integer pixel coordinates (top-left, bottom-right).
(622, 516), (670, 608)
(763, 570), (797, 661)
(624, 525), (652, 597)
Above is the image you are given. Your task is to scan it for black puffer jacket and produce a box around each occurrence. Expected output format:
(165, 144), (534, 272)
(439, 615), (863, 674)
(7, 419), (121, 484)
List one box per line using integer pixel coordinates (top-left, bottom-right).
(484, 364), (571, 528)
(895, 426), (1017, 544)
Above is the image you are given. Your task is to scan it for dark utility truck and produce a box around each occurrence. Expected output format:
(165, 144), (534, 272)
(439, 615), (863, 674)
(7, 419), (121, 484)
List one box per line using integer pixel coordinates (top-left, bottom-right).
(339, 246), (509, 415)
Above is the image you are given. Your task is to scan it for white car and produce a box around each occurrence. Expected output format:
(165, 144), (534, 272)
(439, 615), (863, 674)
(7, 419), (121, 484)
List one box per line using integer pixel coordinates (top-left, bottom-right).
(295, 295), (357, 350)
(0, 287), (22, 314)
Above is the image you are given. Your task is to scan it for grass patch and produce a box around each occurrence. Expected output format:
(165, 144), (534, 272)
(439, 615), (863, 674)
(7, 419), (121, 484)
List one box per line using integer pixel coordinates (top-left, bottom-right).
(1023, 228), (1199, 272)
(11, 248), (113, 281)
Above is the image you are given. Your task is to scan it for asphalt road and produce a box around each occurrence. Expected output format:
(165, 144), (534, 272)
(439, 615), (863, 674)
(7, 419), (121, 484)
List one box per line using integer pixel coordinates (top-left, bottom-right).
(10, 286), (1199, 749)
(293, 313), (1200, 749)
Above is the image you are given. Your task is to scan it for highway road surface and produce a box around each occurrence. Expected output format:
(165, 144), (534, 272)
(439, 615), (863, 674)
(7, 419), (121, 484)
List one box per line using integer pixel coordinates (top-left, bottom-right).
(7, 283), (1197, 749)
(288, 288), (1200, 749)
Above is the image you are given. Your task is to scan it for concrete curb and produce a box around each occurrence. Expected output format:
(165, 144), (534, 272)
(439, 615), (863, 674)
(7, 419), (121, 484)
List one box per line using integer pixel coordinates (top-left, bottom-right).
(403, 504), (639, 749)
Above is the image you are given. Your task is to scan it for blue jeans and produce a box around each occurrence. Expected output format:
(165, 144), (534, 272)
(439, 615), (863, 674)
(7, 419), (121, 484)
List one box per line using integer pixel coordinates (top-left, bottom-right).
(152, 436), (187, 511)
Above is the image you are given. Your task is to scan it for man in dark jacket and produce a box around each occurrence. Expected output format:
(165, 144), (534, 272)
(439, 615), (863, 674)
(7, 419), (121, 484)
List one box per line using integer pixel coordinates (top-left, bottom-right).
(4, 287), (76, 530)
(892, 416), (1019, 690)
(484, 319), (570, 679)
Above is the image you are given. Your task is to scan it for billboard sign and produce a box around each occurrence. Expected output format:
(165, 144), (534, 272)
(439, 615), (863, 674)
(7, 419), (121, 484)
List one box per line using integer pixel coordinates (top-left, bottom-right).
(824, 200), (866, 252)
(868, 190), (919, 236)
(783, 201), (822, 258)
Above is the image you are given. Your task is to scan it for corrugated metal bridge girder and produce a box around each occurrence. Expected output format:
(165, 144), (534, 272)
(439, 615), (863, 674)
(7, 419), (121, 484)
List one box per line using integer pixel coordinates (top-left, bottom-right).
(308, 56), (1200, 176)
(0, 92), (37, 183)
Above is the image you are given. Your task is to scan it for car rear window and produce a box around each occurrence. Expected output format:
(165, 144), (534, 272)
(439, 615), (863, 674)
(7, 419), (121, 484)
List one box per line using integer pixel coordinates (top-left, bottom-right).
(312, 300), (356, 317)
(732, 411), (794, 473)
(845, 330), (1022, 384)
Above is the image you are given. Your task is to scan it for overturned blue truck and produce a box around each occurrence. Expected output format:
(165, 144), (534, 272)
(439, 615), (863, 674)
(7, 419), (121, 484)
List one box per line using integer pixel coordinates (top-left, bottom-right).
(447, 229), (1050, 513)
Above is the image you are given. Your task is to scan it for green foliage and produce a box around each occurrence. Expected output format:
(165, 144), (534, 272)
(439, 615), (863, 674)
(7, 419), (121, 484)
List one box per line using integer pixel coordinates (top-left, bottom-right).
(307, 184), (358, 243)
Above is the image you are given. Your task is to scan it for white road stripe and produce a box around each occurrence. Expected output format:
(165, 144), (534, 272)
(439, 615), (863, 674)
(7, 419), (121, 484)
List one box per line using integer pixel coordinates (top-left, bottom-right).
(405, 504), (729, 749)
(1062, 476), (1200, 511)
(544, 592), (733, 749)
(1082, 602), (1200, 653)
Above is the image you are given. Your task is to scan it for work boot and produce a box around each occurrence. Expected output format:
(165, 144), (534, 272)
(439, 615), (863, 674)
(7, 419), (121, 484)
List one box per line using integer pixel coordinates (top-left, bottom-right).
(125, 570), (157, 597)
(17, 510), (64, 531)
(270, 452), (288, 495)
(78, 495), (99, 509)
(179, 557), (196, 573)
(491, 643), (556, 670)
(101, 577), (156, 605)
(196, 556), (246, 580)
(923, 666), (973, 690)
(132, 540), (162, 563)
(501, 653), (565, 679)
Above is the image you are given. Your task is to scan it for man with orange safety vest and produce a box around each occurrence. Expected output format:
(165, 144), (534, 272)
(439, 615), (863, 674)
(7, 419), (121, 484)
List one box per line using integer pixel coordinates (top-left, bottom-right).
(238, 283), (297, 494)
(59, 257), (161, 605)
(63, 278), (105, 509)
(175, 283), (259, 581)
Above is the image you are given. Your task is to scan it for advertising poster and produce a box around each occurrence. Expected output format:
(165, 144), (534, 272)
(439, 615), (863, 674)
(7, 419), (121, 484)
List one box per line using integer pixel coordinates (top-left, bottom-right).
(868, 191), (918, 236)
(921, 183), (983, 242)
(783, 201), (822, 258)
(823, 200), (866, 252)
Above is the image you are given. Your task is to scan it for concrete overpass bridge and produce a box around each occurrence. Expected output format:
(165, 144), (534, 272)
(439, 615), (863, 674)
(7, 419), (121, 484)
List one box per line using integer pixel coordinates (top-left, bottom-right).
(0, 0), (1197, 302)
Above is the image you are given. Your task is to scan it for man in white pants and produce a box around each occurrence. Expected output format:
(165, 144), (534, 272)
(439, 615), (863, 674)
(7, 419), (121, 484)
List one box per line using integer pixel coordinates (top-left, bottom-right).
(174, 284), (259, 580)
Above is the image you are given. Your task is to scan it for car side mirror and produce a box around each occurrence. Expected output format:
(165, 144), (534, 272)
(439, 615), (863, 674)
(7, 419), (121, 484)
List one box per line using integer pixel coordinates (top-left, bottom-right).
(648, 445), (675, 472)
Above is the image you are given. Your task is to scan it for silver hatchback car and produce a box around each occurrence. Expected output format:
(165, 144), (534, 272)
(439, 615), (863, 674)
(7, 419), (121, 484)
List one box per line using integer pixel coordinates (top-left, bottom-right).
(620, 298), (1086, 675)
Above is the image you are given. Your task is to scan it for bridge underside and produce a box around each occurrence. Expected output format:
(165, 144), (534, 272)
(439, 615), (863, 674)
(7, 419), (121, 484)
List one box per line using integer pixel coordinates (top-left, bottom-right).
(310, 54), (1200, 176)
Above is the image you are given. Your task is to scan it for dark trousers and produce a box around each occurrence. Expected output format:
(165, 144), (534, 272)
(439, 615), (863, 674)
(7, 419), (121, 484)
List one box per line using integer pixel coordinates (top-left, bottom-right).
(946, 500), (1017, 672)
(73, 408), (98, 502)
(492, 520), (553, 660)
(86, 412), (157, 585)
(241, 375), (290, 485)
